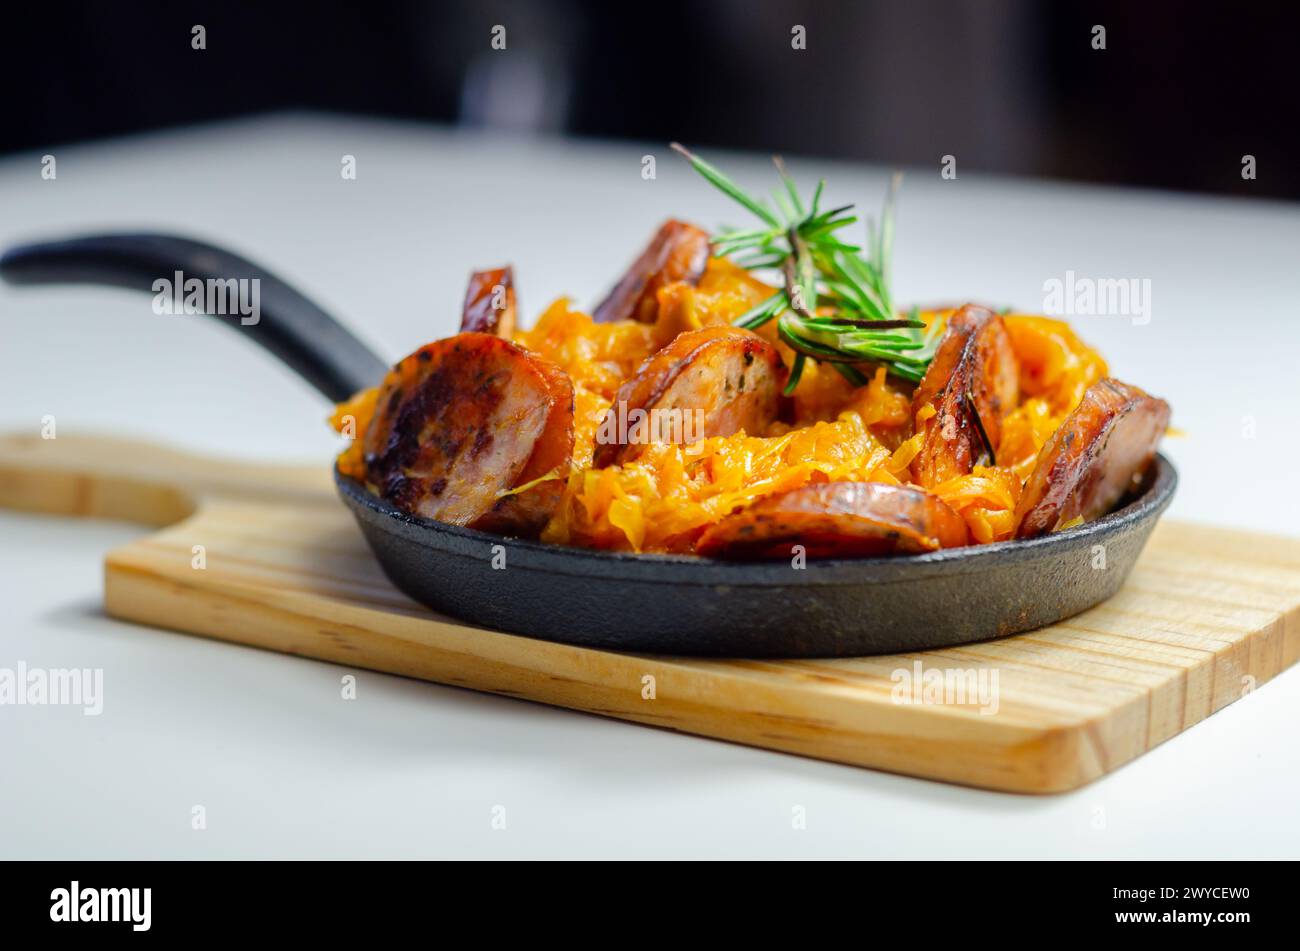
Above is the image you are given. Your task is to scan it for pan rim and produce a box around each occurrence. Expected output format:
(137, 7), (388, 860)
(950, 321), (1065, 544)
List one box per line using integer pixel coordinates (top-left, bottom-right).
(334, 453), (1177, 588)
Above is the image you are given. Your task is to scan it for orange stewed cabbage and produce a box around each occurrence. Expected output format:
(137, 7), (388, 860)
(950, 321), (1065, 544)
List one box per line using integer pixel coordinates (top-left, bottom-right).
(331, 259), (1107, 553)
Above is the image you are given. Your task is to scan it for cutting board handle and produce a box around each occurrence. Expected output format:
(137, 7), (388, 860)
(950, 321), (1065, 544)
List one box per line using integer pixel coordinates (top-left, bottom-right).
(0, 233), (387, 402)
(0, 431), (330, 526)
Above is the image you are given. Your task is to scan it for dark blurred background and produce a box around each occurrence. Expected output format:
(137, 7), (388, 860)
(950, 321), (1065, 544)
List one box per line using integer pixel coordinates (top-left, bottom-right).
(4, 1), (1295, 199)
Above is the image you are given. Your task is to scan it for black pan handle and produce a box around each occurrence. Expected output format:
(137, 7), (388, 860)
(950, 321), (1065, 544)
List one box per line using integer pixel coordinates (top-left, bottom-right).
(0, 233), (388, 403)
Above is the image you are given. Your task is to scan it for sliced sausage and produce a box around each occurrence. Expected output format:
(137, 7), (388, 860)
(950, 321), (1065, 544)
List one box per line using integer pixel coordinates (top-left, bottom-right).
(472, 357), (575, 536)
(910, 304), (1019, 488)
(696, 482), (970, 560)
(1014, 378), (1170, 538)
(592, 219), (711, 323)
(362, 332), (574, 534)
(592, 326), (785, 468)
(459, 266), (517, 337)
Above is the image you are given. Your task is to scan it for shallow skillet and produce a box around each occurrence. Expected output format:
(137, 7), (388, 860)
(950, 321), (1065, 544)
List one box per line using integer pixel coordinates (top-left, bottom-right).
(0, 233), (1177, 657)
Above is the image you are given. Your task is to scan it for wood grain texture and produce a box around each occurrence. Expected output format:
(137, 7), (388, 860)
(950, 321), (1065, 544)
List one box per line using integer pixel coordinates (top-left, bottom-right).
(2, 432), (1297, 793)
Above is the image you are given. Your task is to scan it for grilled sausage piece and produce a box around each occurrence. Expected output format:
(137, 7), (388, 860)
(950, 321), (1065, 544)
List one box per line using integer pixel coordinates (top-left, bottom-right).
(910, 304), (1020, 488)
(1014, 378), (1170, 538)
(363, 332), (574, 534)
(592, 326), (785, 468)
(696, 482), (970, 560)
(459, 266), (517, 337)
(592, 219), (711, 323)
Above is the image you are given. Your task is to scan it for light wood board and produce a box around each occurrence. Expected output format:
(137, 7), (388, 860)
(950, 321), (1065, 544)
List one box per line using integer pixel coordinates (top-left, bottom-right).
(2, 432), (1296, 793)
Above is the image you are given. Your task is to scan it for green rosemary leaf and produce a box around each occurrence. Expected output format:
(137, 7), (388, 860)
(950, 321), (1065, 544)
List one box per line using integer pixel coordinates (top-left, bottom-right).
(777, 316), (850, 360)
(734, 252), (789, 271)
(773, 188), (797, 225)
(812, 238), (862, 254)
(671, 143), (779, 228)
(674, 144), (933, 385)
(773, 156), (805, 220)
(735, 292), (786, 329)
(784, 351), (807, 395)
(715, 225), (781, 243)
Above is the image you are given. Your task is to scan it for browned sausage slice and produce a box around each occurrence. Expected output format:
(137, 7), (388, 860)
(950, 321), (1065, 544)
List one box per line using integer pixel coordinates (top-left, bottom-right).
(1014, 378), (1170, 538)
(362, 332), (574, 533)
(696, 482), (970, 560)
(592, 326), (785, 468)
(472, 357), (575, 536)
(459, 266), (517, 337)
(592, 219), (711, 323)
(910, 304), (1019, 488)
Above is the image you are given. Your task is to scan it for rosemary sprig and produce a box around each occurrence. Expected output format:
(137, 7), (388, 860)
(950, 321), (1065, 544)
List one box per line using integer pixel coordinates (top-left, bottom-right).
(671, 143), (940, 389)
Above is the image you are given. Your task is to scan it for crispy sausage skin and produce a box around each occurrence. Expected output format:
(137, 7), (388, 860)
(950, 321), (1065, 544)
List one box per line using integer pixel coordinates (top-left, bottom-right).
(696, 482), (970, 560)
(472, 355), (576, 536)
(1014, 378), (1170, 538)
(592, 326), (786, 468)
(362, 332), (574, 534)
(460, 266), (517, 337)
(592, 219), (711, 323)
(910, 304), (1019, 488)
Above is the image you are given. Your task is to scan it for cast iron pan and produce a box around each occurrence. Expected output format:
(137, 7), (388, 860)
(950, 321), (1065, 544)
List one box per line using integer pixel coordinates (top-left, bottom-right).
(0, 233), (1177, 657)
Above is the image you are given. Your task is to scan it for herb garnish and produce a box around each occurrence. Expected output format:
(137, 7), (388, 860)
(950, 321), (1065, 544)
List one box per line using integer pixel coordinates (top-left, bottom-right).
(671, 143), (941, 392)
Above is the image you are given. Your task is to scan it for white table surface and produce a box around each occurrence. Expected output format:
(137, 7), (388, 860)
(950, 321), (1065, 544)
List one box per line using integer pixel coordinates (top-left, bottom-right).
(1, 114), (1297, 859)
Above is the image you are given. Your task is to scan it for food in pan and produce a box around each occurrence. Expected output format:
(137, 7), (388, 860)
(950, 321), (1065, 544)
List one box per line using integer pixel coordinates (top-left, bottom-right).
(330, 146), (1170, 560)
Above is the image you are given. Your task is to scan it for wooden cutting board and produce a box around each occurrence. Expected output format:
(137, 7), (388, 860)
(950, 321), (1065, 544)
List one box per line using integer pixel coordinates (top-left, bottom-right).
(2, 432), (1296, 793)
